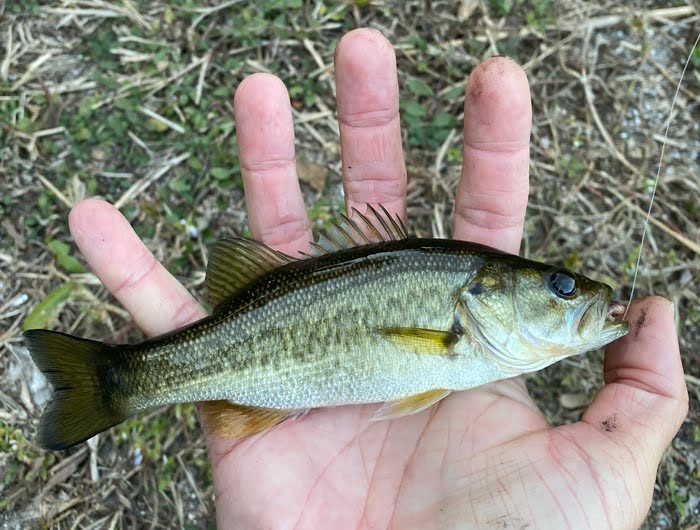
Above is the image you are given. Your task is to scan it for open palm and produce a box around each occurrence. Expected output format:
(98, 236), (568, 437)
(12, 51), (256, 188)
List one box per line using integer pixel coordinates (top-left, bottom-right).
(68, 30), (687, 529)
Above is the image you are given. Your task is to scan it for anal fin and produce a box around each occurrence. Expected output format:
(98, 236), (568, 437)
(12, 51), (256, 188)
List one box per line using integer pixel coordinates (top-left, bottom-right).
(201, 401), (300, 439)
(372, 389), (451, 421)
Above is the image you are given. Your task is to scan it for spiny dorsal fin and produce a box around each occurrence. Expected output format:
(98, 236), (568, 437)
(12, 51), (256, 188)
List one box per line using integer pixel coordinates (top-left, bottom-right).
(310, 204), (409, 256)
(372, 389), (451, 421)
(205, 238), (294, 309)
(206, 205), (408, 306)
(380, 327), (460, 355)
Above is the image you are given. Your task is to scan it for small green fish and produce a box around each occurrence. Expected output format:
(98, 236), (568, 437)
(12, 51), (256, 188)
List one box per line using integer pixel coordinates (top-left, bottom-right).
(24, 206), (629, 450)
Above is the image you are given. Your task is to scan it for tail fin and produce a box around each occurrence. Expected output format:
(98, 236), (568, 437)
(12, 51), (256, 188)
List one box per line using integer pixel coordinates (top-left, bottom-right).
(23, 329), (128, 450)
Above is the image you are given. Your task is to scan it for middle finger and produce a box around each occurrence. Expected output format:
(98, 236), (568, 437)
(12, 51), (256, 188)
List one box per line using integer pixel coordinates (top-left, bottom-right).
(335, 29), (407, 220)
(234, 73), (311, 255)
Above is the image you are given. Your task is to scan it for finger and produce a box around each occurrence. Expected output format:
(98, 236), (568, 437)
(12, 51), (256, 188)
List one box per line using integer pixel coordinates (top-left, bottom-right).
(604, 297), (686, 399)
(69, 199), (207, 337)
(234, 73), (311, 254)
(454, 57), (531, 254)
(335, 28), (406, 220)
(583, 296), (688, 458)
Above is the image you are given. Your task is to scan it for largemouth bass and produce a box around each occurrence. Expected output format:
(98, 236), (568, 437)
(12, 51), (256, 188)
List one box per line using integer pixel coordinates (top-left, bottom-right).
(24, 206), (629, 450)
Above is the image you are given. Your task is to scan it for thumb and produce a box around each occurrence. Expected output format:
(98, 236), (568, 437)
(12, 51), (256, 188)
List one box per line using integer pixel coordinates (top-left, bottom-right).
(582, 296), (688, 462)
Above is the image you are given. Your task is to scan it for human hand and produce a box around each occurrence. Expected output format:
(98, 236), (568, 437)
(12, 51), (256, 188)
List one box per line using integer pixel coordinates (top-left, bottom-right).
(68, 29), (688, 529)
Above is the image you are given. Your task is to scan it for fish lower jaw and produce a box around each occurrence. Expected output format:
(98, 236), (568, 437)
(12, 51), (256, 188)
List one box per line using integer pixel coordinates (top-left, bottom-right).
(598, 319), (630, 346)
(470, 328), (576, 375)
(489, 350), (571, 375)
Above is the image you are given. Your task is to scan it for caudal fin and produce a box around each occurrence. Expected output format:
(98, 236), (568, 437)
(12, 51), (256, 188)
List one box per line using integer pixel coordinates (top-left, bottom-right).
(23, 329), (128, 450)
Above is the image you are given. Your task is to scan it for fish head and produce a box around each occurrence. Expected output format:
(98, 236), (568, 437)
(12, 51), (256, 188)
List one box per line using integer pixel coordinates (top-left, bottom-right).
(458, 259), (629, 372)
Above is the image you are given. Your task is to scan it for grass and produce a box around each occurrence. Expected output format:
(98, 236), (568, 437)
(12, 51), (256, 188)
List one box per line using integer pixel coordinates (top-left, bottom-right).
(1, 0), (698, 527)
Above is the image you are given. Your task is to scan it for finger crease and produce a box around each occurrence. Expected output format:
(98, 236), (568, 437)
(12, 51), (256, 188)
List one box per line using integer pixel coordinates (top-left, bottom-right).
(465, 139), (529, 154)
(259, 217), (310, 248)
(113, 253), (159, 295)
(455, 202), (524, 232)
(171, 297), (205, 329)
(240, 156), (296, 173)
(340, 107), (398, 128)
(345, 177), (405, 204)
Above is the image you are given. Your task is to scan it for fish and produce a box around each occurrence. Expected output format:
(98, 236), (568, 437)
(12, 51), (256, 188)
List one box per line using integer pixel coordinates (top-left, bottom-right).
(23, 205), (629, 450)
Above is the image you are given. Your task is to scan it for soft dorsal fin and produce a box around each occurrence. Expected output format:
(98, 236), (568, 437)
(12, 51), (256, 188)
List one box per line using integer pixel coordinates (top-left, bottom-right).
(205, 238), (294, 309)
(308, 204), (409, 256)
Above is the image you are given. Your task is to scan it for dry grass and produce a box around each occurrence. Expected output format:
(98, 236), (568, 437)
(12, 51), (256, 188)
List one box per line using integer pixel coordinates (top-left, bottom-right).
(0, 1), (698, 528)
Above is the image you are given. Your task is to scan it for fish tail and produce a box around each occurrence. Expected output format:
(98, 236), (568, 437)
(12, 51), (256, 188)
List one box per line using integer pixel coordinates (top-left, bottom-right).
(24, 329), (129, 450)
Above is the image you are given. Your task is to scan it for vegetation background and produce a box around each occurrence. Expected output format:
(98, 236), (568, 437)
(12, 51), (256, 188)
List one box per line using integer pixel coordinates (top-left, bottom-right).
(0, 0), (698, 528)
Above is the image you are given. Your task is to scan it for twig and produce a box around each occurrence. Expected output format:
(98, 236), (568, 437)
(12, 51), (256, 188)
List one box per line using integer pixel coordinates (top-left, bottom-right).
(10, 53), (53, 91)
(610, 190), (700, 255)
(1, 23), (12, 82)
(188, 0), (245, 35)
(138, 106), (185, 134)
(36, 173), (72, 208)
(563, 59), (641, 176)
(303, 38), (326, 71)
(114, 153), (191, 209)
(195, 52), (212, 106)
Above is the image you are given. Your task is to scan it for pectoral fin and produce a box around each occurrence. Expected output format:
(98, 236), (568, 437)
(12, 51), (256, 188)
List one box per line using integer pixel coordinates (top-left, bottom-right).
(372, 389), (451, 421)
(380, 328), (459, 355)
(200, 401), (300, 439)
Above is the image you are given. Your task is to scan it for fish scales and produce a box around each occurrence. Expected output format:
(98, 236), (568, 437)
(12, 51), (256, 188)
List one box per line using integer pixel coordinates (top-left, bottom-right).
(115, 241), (484, 411)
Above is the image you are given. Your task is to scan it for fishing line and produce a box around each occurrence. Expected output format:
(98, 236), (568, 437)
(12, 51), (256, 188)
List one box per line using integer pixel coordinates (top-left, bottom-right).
(624, 31), (700, 319)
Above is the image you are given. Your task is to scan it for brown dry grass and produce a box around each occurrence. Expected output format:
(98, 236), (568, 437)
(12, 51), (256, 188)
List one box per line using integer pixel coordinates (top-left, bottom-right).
(0, 1), (698, 528)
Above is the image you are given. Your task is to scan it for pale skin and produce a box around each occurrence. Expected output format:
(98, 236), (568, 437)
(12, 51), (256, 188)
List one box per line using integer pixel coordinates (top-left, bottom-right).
(68, 29), (687, 529)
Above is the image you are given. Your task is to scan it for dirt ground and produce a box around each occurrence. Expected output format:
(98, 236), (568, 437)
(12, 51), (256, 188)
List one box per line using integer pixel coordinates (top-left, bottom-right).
(0, 1), (698, 528)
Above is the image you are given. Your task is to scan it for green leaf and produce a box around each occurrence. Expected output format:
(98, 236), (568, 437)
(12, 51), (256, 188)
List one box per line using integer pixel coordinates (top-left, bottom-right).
(169, 177), (191, 193)
(429, 112), (456, 129)
(164, 6), (175, 24)
(188, 157), (203, 172)
(400, 100), (426, 118)
(406, 77), (434, 97)
(47, 240), (88, 273)
(668, 477), (687, 517)
(23, 282), (78, 330)
(442, 86), (463, 100)
(488, 0), (513, 15)
(210, 167), (230, 180)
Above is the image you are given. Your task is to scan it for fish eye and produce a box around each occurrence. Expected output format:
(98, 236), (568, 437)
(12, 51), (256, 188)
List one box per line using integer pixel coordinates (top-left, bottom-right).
(546, 269), (578, 299)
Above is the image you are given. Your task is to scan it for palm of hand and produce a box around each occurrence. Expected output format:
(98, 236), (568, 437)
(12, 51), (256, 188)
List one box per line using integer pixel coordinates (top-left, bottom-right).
(209, 377), (662, 529)
(208, 380), (540, 527)
(68, 29), (686, 530)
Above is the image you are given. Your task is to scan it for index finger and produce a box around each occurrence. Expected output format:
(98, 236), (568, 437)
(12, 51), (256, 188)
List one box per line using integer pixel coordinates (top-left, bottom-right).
(454, 57), (531, 254)
(69, 199), (207, 337)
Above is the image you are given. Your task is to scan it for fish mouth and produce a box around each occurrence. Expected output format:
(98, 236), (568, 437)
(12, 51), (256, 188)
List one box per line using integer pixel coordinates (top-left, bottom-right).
(606, 300), (626, 321)
(601, 299), (630, 342)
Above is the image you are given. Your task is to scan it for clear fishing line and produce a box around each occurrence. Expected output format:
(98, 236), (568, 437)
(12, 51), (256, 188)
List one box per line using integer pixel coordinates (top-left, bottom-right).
(624, 31), (700, 319)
